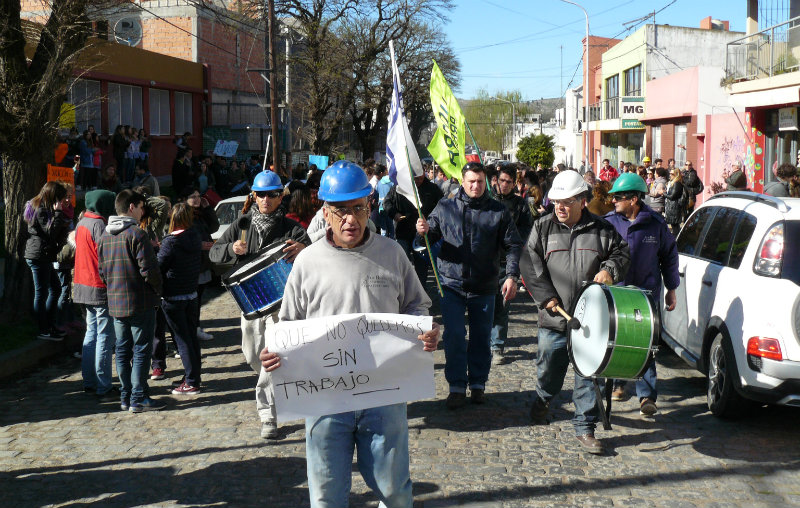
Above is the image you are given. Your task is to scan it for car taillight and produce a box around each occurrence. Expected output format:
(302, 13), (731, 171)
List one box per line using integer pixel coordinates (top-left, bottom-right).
(754, 223), (784, 277)
(746, 336), (783, 361)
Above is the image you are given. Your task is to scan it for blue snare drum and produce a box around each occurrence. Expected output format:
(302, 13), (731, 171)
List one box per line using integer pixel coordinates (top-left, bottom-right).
(223, 242), (292, 320)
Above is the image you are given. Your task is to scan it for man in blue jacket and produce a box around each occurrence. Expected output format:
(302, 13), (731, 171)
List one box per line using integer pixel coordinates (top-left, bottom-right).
(604, 173), (679, 416)
(416, 162), (523, 409)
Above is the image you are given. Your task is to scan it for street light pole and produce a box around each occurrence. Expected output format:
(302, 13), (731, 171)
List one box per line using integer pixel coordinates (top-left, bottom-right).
(491, 96), (516, 161)
(560, 0), (589, 172)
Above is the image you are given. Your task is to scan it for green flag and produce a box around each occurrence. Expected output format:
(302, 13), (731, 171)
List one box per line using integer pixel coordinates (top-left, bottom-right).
(428, 60), (466, 181)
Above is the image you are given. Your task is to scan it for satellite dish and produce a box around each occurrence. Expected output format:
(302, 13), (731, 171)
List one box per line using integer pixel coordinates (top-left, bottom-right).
(113, 17), (142, 46)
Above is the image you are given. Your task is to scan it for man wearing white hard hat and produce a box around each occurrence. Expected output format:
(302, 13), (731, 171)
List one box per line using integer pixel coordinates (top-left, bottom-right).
(519, 170), (630, 455)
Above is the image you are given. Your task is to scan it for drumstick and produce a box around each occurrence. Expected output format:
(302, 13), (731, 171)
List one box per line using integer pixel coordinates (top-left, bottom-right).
(554, 305), (581, 330)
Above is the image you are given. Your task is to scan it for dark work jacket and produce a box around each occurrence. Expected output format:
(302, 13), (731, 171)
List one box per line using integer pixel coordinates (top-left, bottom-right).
(520, 209), (630, 333)
(383, 179), (443, 243)
(158, 228), (202, 297)
(209, 211), (310, 267)
(425, 188), (523, 296)
(603, 205), (679, 300)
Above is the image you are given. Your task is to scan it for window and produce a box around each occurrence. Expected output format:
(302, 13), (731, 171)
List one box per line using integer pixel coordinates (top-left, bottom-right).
(624, 65), (642, 96)
(64, 79), (101, 133)
(605, 75), (619, 119)
(729, 212), (757, 269)
(149, 89), (170, 136)
(677, 207), (715, 256)
(651, 126), (661, 160)
(699, 207), (740, 264)
(674, 124), (687, 167)
(108, 83), (143, 129)
(175, 92), (193, 135)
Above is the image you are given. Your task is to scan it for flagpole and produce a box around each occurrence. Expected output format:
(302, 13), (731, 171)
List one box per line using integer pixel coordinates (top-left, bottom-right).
(464, 120), (495, 198)
(405, 146), (444, 297)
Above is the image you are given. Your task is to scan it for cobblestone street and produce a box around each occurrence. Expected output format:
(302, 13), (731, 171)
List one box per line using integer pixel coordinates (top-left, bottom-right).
(1, 285), (799, 508)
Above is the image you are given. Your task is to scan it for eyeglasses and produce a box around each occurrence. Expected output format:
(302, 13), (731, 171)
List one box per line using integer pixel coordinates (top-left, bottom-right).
(611, 194), (634, 202)
(552, 198), (579, 207)
(327, 204), (370, 219)
(255, 190), (282, 199)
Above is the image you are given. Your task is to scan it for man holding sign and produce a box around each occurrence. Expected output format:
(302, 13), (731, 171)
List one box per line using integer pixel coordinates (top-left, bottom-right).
(260, 160), (439, 508)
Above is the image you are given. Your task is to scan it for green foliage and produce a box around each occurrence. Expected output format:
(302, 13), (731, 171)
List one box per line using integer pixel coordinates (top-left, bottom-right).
(463, 88), (531, 155)
(516, 133), (555, 169)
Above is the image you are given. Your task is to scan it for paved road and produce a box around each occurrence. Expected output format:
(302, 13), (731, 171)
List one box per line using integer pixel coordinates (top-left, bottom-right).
(1, 284), (799, 508)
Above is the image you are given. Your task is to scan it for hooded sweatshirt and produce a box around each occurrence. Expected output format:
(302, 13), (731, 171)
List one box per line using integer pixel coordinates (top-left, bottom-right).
(74, 190), (116, 305)
(97, 215), (162, 317)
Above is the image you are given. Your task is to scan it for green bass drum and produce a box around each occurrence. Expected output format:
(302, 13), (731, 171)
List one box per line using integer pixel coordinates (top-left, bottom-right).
(567, 283), (659, 380)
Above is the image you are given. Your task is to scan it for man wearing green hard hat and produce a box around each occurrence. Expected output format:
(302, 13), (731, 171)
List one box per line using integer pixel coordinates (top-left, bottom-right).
(604, 172), (680, 416)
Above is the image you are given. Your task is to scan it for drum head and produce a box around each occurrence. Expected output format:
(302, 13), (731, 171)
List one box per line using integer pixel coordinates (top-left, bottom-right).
(569, 284), (612, 377)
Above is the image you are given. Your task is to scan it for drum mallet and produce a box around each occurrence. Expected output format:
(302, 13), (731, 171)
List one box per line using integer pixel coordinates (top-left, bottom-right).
(238, 216), (251, 243)
(553, 305), (581, 330)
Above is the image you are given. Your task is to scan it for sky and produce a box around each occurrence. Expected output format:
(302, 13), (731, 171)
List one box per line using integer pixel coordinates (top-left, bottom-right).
(445, 0), (747, 101)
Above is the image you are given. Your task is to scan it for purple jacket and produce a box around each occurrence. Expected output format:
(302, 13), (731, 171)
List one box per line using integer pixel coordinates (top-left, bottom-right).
(98, 216), (162, 317)
(603, 205), (679, 299)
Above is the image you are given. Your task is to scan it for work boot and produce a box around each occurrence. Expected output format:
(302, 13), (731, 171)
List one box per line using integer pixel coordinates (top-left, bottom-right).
(576, 433), (605, 455)
(529, 394), (549, 421)
(446, 392), (467, 410)
(470, 389), (486, 404)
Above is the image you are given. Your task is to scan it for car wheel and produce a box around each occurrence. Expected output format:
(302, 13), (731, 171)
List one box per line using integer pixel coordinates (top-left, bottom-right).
(707, 333), (749, 418)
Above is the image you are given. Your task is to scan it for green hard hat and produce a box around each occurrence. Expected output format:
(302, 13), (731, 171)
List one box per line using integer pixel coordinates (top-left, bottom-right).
(609, 173), (648, 194)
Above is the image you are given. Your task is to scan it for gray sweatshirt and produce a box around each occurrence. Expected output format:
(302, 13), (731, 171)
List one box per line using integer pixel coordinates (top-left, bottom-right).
(279, 231), (431, 321)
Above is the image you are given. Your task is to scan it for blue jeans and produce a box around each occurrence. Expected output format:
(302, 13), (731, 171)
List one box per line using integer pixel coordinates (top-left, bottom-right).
(26, 258), (59, 333)
(614, 359), (658, 401)
(440, 288), (495, 392)
(55, 267), (74, 326)
(114, 309), (156, 405)
(536, 327), (599, 435)
(490, 291), (510, 351)
(377, 210), (395, 239)
(305, 403), (412, 508)
(161, 298), (201, 386)
(82, 305), (116, 394)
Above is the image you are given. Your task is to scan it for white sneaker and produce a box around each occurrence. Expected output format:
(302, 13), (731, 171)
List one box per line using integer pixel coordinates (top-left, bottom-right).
(197, 327), (214, 341)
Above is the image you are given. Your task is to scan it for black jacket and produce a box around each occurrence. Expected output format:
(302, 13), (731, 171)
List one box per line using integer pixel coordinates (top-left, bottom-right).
(425, 188), (523, 295)
(209, 211), (310, 267)
(24, 205), (69, 261)
(158, 227), (202, 297)
(383, 179), (443, 242)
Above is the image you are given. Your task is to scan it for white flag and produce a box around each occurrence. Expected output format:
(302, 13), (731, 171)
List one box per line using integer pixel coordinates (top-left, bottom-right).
(386, 40), (423, 208)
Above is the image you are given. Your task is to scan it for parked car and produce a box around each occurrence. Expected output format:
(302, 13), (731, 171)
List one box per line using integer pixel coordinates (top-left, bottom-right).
(661, 191), (800, 418)
(212, 195), (247, 241)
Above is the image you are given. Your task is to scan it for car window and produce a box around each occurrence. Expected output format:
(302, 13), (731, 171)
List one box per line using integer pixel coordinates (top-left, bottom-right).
(728, 212), (756, 269)
(216, 203), (238, 225)
(676, 207), (715, 256)
(781, 221), (800, 285)
(699, 207), (740, 264)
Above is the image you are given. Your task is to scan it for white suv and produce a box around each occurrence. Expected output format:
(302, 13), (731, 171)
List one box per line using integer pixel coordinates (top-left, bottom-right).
(661, 191), (800, 418)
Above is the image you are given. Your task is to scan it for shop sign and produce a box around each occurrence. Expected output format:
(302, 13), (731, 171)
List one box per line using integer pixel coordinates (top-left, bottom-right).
(779, 107), (798, 131)
(621, 96), (645, 129)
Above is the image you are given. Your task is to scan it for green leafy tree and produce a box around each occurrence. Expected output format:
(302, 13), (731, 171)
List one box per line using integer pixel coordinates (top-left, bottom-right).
(516, 133), (555, 169)
(463, 88), (530, 157)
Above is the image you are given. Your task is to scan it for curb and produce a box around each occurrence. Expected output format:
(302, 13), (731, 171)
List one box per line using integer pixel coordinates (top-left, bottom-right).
(0, 333), (82, 385)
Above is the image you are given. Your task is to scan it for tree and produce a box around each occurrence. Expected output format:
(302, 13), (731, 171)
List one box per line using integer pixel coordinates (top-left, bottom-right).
(463, 88), (531, 157)
(516, 133), (555, 169)
(1, 1), (98, 321)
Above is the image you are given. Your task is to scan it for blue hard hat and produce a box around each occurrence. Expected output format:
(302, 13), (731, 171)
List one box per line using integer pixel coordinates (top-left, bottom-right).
(318, 160), (372, 202)
(251, 170), (283, 191)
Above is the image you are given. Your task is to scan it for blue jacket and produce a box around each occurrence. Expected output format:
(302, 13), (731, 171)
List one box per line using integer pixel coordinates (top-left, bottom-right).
(604, 205), (679, 299)
(425, 187), (523, 295)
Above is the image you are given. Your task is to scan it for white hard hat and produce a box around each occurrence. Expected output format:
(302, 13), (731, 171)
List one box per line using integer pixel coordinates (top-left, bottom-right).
(548, 170), (588, 200)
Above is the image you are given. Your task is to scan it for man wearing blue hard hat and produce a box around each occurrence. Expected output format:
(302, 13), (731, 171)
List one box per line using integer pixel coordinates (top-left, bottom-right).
(260, 160), (440, 507)
(604, 173), (679, 416)
(210, 169), (310, 440)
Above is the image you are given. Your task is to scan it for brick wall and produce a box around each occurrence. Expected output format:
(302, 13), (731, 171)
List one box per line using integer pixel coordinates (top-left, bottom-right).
(197, 17), (266, 96)
(142, 17), (193, 60)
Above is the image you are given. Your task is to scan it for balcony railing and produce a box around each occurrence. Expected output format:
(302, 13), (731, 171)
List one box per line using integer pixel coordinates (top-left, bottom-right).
(726, 15), (800, 82)
(587, 97), (620, 122)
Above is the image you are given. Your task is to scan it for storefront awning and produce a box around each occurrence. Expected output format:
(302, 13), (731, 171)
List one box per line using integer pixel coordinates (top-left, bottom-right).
(729, 85), (800, 109)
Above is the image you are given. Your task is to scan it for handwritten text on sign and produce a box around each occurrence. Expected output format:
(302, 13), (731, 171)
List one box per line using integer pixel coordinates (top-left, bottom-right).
(267, 313), (434, 422)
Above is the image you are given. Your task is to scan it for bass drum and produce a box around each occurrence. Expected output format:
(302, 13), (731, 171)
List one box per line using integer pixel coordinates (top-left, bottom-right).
(567, 283), (659, 380)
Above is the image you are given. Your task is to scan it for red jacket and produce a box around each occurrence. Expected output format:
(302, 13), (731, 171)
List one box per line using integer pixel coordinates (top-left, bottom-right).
(73, 211), (107, 306)
(599, 166), (619, 182)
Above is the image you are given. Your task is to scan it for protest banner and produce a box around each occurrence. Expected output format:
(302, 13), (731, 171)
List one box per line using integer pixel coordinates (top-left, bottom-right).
(47, 164), (76, 206)
(213, 140), (240, 158)
(308, 154), (329, 170)
(267, 313), (434, 423)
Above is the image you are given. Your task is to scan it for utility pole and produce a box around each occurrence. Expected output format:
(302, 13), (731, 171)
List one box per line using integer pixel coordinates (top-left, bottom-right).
(267, 0), (281, 176)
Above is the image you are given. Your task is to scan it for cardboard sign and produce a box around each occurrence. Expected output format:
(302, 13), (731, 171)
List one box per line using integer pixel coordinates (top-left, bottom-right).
(308, 154), (329, 170)
(47, 164), (76, 206)
(213, 140), (240, 158)
(267, 313), (435, 422)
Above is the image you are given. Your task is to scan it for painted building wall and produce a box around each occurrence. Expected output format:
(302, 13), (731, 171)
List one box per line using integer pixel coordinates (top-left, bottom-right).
(702, 112), (749, 201)
(644, 25), (743, 82)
